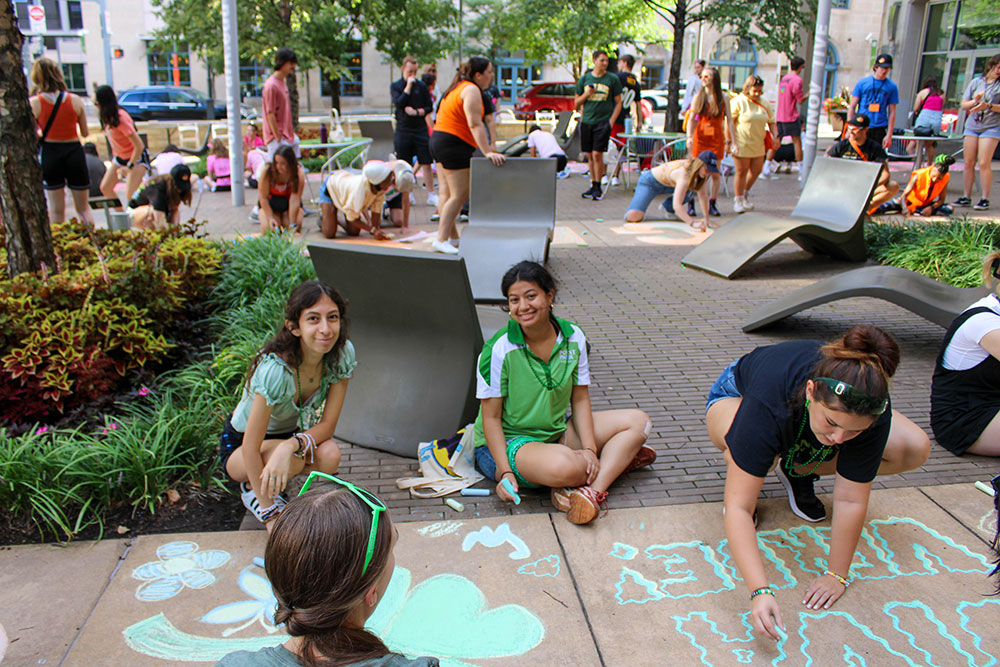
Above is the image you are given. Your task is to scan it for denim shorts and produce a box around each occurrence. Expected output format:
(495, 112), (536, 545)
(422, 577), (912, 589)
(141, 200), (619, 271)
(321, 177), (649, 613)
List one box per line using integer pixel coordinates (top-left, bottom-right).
(624, 169), (693, 220)
(963, 125), (1000, 140)
(318, 175), (333, 204)
(474, 436), (547, 488)
(705, 359), (741, 413)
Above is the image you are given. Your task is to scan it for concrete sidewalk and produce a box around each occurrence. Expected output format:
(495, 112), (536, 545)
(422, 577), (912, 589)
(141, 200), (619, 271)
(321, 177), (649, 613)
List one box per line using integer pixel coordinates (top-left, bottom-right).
(2, 484), (997, 665)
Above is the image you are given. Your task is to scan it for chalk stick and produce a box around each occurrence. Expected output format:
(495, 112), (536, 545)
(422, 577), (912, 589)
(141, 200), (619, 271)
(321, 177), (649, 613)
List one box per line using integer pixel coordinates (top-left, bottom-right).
(460, 488), (490, 496)
(253, 557), (265, 568)
(444, 498), (465, 512)
(975, 480), (996, 497)
(500, 477), (521, 505)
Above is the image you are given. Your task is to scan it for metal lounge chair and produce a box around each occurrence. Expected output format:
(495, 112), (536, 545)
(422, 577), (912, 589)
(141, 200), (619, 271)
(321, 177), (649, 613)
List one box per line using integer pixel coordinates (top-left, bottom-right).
(459, 157), (557, 302)
(357, 119), (396, 162)
(308, 242), (508, 457)
(681, 157), (883, 279)
(742, 265), (990, 332)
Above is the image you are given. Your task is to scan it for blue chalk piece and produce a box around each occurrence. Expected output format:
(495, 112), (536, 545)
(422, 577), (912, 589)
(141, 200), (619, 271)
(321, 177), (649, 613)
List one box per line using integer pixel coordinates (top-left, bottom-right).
(461, 488), (491, 496)
(253, 556), (265, 568)
(500, 477), (521, 505)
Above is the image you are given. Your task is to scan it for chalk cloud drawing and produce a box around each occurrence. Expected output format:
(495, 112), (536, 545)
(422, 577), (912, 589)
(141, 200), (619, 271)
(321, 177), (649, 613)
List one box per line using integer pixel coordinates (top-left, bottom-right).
(200, 566), (279, 636)
(416, 521), (465, 538)
(615, 567), (664, 605)
(461, 522), (530, 559)
(518, 555), (561, 577)
(131, 541), (230, 602)
(977, 508), (996, 537)
(610, 542), (638, 560)
(125, 563), (545, 666)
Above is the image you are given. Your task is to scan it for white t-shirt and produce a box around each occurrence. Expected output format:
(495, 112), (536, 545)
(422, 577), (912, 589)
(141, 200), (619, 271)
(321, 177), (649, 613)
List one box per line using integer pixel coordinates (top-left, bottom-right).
(942, 294), (1000, 370)
(527, 130), (565, 158)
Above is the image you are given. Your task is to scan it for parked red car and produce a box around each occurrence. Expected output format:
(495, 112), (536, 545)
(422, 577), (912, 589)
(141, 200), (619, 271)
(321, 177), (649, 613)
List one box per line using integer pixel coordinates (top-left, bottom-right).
(514, 81), (577, 119)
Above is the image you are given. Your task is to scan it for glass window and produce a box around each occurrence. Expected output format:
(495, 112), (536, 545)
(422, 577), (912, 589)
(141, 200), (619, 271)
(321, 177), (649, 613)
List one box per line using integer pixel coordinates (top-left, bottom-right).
(146, 91), (170, 103)
(68, 1), (82, 30)
(320, 41), (364, 98)
(918, 54), (948, 97)
(239, 58), (269, 98)
(640, 63), (663, 89)
(60, 63), (86, 94)
(147, 45), (191, 86)
(832, 0), (849, 7)
(944, 57), (969, 110)
(709, 35), (757, 91)
(14, 2), (29, 31)
(886, 3), (901, 43)
(924, 2), (957, 52)
(955, 0), (1000, 50)
(42, 0), (59, 30)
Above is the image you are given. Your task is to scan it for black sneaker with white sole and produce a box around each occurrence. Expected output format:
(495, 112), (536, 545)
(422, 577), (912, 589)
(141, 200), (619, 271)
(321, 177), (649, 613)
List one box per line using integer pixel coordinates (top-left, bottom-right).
(775, 464), (827, 522)
(974, 198), (990, 211)
(592, 186), (605, 201)
(954, 196), (972, 207)
(582, 185), (596, 199)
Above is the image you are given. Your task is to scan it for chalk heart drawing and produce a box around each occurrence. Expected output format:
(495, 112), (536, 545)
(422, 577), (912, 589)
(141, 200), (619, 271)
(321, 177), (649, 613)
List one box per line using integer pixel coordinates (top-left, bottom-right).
(200, 566), (278, 636)
(518, 555), (561, 578)
(131, 541), (231, 602)
(461, 522), (530, 559)
(123, 565), (545, 665)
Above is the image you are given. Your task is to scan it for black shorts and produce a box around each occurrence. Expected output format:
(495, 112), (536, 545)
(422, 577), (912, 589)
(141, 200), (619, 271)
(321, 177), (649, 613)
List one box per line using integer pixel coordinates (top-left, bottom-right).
(113, 149), (152, 171)
(394, 129), (432, 165)
(867, 126), (888, 146)
(777, 120), (802, 138)
(580, 121), (612, 153)
(40, 141), (90, 190)
(387, 194), (403, 210)
(554, 154), (568, 172)
(430, 130), (475, 170)
(218, 417), (295, 480)
(269, 195), (290, 212)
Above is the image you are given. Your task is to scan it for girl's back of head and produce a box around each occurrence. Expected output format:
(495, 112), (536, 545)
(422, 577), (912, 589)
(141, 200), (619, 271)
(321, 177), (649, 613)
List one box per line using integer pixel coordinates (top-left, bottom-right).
(94, 85), (121, 129)
(443, 56), (491, 99)
(30, 57), (67, 95)
(211, 137), (229, 158)
(812, 324), (899, 415)
(267, 486), (394, 666)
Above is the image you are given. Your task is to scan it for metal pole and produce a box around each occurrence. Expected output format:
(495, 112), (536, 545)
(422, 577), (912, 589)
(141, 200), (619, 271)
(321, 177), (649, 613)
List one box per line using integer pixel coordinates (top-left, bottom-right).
(221, 0), (244, 206)
(457, 0), (463, 64)
(800, 0), (832, 187)
(96, 0), (113, 86)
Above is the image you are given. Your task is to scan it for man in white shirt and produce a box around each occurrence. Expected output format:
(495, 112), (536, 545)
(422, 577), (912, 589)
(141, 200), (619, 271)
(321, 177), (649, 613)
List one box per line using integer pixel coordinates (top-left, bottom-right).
(527, 124), (569, 176)
(681, 59), (706, 113)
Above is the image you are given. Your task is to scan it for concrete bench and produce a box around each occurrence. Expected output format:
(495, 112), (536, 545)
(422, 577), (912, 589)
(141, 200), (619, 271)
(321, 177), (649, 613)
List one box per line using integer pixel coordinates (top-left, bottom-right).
(357, 119), (395, 162)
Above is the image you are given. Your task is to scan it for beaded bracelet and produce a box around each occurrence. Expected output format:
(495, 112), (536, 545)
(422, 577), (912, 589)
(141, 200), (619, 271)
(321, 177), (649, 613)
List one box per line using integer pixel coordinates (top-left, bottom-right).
(293, 432), (316, 464)
(292, 434), (306, 459)
(749, 587), (774, 601)
(824, 569), (851, 588)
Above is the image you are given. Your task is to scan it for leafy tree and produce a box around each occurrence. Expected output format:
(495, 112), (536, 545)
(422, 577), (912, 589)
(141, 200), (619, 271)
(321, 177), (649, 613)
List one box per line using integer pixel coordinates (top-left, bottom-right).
(0, 0), (54, 277)
(641, 0), (809, 131)
(366, 0), (457, 66)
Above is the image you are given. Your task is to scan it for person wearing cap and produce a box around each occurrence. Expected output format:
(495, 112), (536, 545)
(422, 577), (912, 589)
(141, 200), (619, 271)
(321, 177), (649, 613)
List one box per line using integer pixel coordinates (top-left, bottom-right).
(825, 114), (900, 215)
(127, 163), (193, 230)
(319, 160), (395, 241)
(899, 154), (955, 217)
(382, 158), (417, 229)
(847, 54), (899, 150)
(624, 151), (716, 231)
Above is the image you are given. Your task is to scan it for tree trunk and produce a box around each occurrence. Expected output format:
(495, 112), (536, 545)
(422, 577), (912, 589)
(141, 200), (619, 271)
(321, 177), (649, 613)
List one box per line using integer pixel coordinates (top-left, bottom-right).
(663, 0), (687, 132)
(287, 71), (300, 133)
(0, 2), (54, 278)
(327, 75), (341, 113)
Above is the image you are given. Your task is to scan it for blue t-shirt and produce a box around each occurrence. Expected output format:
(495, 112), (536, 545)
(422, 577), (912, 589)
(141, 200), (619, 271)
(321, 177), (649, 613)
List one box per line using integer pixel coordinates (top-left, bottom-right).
(852, 75), (899, 129)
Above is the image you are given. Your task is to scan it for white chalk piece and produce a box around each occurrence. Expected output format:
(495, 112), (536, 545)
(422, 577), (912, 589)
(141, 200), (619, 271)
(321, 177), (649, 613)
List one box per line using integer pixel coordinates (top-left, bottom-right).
(253, 557), (266, 568)
(460, 488), (490, 496)
(974, 480), (996, 497)
(445, 498), (465, 512)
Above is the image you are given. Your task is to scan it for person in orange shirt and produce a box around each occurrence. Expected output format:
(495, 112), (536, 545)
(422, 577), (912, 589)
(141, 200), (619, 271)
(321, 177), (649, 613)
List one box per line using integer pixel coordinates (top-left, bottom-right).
(901, 154), (955, 217)
(95, 85), (149, 209)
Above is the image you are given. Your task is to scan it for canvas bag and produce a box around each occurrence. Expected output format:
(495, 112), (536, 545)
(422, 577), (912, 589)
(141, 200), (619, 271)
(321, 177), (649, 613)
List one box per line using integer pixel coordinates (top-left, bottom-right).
(396, 424), (484, 498)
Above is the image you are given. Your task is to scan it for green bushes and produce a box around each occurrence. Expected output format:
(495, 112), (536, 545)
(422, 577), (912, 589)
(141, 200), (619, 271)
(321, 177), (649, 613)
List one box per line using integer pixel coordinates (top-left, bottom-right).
(865, 218), (1000, 287)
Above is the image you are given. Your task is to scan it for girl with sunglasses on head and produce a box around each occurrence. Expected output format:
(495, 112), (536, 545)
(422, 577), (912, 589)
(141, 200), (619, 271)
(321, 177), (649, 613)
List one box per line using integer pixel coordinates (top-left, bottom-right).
(473, 261), (655, 525)
(216, 478), (438, 666)
(218, 281), (355, 531)
(931, 252), (1000, 457)
(704, 324), (930, 640)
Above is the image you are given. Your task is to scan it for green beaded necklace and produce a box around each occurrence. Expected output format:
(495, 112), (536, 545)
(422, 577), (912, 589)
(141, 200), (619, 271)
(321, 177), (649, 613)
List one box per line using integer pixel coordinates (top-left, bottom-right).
(783, 399), (836, 478)
(523, 345), (572, 390)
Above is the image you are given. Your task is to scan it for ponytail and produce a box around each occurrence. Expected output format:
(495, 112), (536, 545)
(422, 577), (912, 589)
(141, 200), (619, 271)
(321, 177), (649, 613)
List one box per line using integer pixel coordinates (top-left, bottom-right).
(811, 324), (899, 415)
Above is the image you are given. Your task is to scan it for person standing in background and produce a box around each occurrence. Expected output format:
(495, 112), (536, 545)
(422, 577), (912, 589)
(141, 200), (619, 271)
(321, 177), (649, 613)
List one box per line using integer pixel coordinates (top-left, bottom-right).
(574, 50), (623, 201)
(391, 56), (437, 206)
(847, 54), (899, 150)
(681, 59), (706, 114)
(771, 56), (806, 178)
(262, 48), (300, 162)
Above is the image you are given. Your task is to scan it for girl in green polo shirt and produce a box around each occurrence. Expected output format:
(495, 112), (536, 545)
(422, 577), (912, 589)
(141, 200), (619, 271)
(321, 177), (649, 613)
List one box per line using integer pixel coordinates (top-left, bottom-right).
(473, 261), (656, 524)
(218, 280), (357, 530)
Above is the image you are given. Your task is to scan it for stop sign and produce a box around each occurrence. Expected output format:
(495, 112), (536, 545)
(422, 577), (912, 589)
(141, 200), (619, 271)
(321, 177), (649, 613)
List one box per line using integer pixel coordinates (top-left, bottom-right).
(28, 5), (45, 21)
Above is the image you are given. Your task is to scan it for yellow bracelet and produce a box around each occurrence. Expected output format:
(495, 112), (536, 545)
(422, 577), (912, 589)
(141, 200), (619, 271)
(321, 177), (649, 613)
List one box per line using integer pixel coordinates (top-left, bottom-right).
(824, 569), (850, 588)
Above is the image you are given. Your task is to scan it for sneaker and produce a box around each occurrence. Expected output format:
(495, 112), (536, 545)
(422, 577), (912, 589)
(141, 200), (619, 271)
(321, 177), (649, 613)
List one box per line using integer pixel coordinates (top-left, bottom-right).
(954, 196), (972, 207)
(566, 485), (608, 524)
(459, 214), (469, 222)
(623, 445), (657, 474)
(592, 186), (605, 201)
(659, 201), (679, 221)
(582, 185), (596, 199)
(551, 487), (571, 513)
(426, 193), (439, 207)
(708, 200), (721, 217)
(249, 205), (260, 222)
(449, 238), (459, 247)
(431, 239), (459, 254)
(974, 198), (990, 211)
(610, 176), (620, 187)
(743, 193), (755, 210)
(600, 175), (608, 187)
(239, 482), (286, 523)
(556, 168), (571, 179)
(687, 200), (697, 217)
(733, 197), (746, 214)
(430, 213), (440, 222)
(409, 193), (416, 204)
(775, 464), (827, 522)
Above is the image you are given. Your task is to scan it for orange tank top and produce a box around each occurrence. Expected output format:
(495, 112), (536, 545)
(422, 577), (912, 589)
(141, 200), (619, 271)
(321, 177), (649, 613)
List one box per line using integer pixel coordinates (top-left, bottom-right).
(905, 166), (949, 211)
(35, 93), (80, 142)
(434, 81), (481, 148)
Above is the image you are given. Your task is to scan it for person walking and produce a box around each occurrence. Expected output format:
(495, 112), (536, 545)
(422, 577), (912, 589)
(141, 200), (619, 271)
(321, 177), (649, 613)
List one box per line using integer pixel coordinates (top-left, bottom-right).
(956, 54), (1000, 211)
(730, 74), (776, 213)
(772, 56), (806, 178)
(847, 54), (899, 150)
(391, 56), (437, 206)
(681, 59), (706, 114)
(574, 50), (623, 201)
(686, 67), (733, 217)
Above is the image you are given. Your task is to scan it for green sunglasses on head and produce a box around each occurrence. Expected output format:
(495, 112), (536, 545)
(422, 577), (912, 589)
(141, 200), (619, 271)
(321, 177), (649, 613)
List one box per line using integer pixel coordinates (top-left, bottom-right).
(814, 377), (888, 416)
(298, 471), (387, 576)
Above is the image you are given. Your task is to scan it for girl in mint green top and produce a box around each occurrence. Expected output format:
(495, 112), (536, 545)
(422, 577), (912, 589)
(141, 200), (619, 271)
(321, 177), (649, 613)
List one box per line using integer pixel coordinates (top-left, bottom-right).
(220, 280), (356, 530)
(474, 261), (655, 526)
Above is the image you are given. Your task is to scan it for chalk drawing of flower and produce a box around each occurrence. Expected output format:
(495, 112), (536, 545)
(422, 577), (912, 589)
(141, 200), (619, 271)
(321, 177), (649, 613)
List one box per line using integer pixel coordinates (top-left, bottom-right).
(132, 541), (231, 602)
(200, 566), (279, 636)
